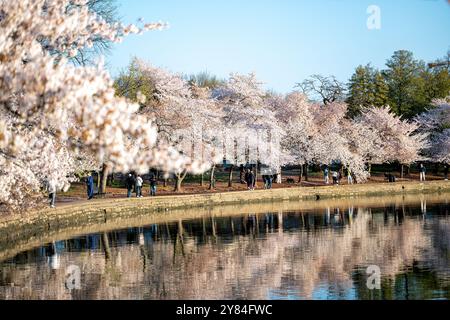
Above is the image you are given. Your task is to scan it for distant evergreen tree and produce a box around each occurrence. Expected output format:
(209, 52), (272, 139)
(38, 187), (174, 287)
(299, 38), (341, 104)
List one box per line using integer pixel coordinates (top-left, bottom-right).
(347, 50), (450, 119)
(346, 64), (375, 117)
(373, 71), (389, 108)
(346, 65), (389, 117)
(188, 71), (225, 89)
(382, 50), (423, 118)
(422, 68), (450, 104)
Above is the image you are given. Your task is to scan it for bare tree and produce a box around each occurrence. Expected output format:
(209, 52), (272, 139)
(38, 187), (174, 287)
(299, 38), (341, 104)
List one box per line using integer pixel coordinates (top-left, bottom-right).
(296, 74), (346, 105)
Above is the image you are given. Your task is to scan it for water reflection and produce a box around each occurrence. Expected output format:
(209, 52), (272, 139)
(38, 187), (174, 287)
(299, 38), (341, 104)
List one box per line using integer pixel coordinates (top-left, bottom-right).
(0, 199), (449, 300)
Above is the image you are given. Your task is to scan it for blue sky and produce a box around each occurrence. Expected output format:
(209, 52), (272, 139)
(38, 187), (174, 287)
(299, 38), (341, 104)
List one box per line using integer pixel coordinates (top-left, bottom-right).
(107, 0), (450, 93)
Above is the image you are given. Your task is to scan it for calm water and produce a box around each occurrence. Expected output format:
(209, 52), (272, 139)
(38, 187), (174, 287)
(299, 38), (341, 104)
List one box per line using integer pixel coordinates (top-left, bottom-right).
(1, 197), (449, 300)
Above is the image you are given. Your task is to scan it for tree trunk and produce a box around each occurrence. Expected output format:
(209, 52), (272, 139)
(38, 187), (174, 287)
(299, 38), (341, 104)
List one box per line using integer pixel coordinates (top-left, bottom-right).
(304, 163), (309, 182)
(174, 176), (182, 192)
(401, 164), (404, 179)
(209, 164), (216, 190)
(298, 165), (303, 183)
(96, 171), (101, 190)
(228, 165), (234, 188)
(100, 163), (110, 195)
(163, 171), (167, 187)
(201, 173), (204, 186)
(174, 170), (187, 192)
(108, 171), (114, 187)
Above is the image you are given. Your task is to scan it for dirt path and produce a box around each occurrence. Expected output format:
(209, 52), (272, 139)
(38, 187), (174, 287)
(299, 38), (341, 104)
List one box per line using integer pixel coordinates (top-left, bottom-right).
(57, 172), (447, 207)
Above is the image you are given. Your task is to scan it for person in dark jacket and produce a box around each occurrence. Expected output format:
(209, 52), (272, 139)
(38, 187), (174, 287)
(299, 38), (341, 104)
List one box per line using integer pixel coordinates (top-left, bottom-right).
(125, 173), (136, 198)
(262, 175), (268, 189)
(149, 170), (158, 196)
(246, 169), (255, 190)
(267, 174), (273, 189)
(86, 173), (94, 200)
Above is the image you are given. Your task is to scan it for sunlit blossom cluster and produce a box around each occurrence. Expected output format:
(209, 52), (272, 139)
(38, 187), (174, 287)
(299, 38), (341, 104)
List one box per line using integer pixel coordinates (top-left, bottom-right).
(0, 0), (186, 211)
(416, 99), (450, 163)
(274, 94), (428, 182)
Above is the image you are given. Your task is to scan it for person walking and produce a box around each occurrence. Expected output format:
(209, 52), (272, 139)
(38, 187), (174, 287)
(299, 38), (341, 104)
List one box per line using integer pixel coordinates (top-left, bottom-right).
(86, 173), (94, 200)
(135, 175), (143, 198)
(149, 170), (157, 196)
(419, 163), (426, 182)
(267, 174), (273, 190)
(444, 163), (449, 181)
(346, 168), (353, 185)
(125, 173), (135, 198)
(332, 171), (339, 185)
(262, 175), (268, 189)
(46, 179), (57, 208)
(324, 166), (330, 185)
(246, 169), (255, 190)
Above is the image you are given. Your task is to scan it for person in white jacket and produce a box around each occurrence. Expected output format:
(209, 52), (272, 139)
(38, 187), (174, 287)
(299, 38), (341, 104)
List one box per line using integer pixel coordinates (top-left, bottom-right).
(46, 179), (57, 208)
(135, 175), (143, 198)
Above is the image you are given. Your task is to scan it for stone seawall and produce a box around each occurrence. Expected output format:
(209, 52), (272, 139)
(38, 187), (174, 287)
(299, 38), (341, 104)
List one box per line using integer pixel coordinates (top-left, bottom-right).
(0, 180), (449, 262)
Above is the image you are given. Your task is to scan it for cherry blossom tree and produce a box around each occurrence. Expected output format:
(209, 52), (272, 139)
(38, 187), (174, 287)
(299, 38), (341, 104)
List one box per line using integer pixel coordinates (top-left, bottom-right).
(0, 0), (202, 210)
(355, 106), (428, 177)
(115, 59), (224, 192)
(310, 102), (370, 183)
(214, 73), (285, 186)
(270, 93), (369, 183)
(416, 98), (450, 164)
(270, 92), (316, 182)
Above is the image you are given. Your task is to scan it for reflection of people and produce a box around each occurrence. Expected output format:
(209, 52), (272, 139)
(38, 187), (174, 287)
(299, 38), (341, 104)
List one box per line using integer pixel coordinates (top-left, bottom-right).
(47, 242), (60, 270)
(138, 231), (145, 246)
(421, 199), (427, 215)
(86, 173), (94, 200)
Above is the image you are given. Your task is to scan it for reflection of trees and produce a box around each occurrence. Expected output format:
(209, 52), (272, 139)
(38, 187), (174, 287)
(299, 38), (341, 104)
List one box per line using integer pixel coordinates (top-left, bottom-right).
(0, 204), (449, 300)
